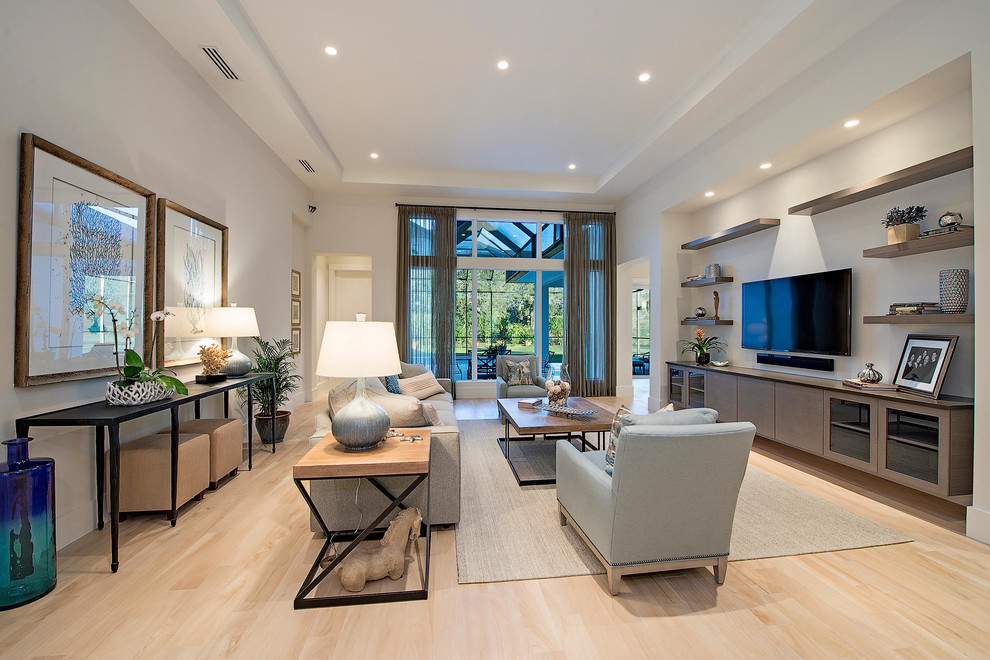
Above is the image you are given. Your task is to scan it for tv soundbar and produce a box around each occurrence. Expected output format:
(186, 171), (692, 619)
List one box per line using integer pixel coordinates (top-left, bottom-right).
(757, 353), (834, 371)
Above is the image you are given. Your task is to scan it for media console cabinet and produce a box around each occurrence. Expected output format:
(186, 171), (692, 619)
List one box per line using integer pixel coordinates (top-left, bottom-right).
(667, 361), (974, 504)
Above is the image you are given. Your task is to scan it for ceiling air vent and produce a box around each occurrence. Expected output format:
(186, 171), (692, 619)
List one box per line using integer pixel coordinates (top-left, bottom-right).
(201, 47), (238, 80)
(299, 159), (316, 173)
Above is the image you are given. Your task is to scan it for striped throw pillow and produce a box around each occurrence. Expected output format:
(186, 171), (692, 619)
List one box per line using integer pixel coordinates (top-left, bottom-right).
(398, 370), (446, 400)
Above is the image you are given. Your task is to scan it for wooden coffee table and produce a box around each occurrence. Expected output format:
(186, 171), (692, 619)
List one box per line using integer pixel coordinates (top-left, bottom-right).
(293, 429), (431, 608)
(496, 397), (613, 485)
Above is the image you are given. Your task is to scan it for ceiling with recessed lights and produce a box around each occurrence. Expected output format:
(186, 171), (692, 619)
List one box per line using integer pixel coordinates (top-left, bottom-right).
(128, 0), (927, 202)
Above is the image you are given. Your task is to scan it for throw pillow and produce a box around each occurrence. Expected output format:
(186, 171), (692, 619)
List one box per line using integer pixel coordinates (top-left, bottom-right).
(399, 361), (428, 379)
(421, 402), (441, 426)
(382, 375), (402, 394)
(398, 370), (446, 400)
(604, 405), (635, 476)
(631, 407), (718, 426)
(506, 360), (533, 386)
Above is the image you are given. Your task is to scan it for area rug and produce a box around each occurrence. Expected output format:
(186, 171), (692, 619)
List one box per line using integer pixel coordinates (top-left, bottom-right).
(455, 419), (911, 584)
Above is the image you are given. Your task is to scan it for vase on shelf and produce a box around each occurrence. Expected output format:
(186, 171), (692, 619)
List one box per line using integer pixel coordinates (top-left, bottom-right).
(886, 224), (920, 244)
(857, 363), (883, 383)
(1, 438), (56, 610)
(939, 269), (969, 313)
(695, 352), (711, 366)
(545, 363), (571, 406)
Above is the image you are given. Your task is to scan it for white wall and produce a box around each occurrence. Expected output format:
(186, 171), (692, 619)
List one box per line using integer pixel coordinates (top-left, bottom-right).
(0, 0), (312, 548)
(616, 0), (990, 543)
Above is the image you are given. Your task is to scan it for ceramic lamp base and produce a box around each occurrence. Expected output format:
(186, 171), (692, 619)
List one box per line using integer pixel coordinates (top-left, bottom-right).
(224, 349), (252, 377)
(332, 378), (390, 451)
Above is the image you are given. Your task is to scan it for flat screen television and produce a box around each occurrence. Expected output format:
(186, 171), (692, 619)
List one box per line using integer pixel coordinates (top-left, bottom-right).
(741, 268), (852, 356)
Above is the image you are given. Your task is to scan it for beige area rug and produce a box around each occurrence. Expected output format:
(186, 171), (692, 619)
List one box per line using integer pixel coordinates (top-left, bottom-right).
(455, 419), (911, 584)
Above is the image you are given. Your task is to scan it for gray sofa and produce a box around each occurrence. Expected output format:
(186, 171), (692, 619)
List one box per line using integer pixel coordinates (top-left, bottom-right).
(557, 411), (755, 595)
(495, 354), (547, 399)
(310, 363), (460, 532)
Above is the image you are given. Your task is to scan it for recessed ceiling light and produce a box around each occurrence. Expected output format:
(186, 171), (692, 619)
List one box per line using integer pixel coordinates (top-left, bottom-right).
(568, 163), (577, 170)
(370, 152), (379, 159)
(844, 119), (860, 128)
(704, 191), (715, 197)
(497, 60), (509, 70)
(638, 72), (650, 82)
(324, 46), (337, 56)
(760, 162), (772, 170)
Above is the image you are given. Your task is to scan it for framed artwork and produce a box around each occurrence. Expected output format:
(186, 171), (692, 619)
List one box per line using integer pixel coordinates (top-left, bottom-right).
(291, 299), (302, 326)
(893, 334), (957, 399)
(290, 327), (301, 355)
(156, 199), (228, 367)
(291, 269), (301, 298)
(15, 134), (156, 385)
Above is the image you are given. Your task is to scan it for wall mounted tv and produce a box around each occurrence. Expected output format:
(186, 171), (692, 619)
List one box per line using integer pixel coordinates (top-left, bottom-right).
(741, 268), (852, 356)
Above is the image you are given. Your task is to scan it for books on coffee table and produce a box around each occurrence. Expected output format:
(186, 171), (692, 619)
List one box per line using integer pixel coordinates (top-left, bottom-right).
(517, 398), (542, 409)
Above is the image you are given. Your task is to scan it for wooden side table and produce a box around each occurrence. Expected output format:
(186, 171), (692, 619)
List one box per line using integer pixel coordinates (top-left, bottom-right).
(293, 429), (431, 608)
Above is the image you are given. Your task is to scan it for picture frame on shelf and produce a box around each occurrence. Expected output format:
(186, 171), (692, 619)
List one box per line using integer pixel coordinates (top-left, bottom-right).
(290, 327), (301, 355)
(15, 134), (157, 385)
(893, 334), (958, 399)
(291, 269), (301, 298)
(156, 199), (228, 367)
(291, 298), (301, 326)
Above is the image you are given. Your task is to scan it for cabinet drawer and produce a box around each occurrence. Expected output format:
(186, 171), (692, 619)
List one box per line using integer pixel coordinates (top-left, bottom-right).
(705, 371), (737, 421)
(736, 377), (774, 438)
(774, 383), (824, 455)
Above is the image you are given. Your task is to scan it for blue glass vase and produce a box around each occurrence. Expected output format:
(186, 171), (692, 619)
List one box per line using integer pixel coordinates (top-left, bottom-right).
(1, 438), (56, 610)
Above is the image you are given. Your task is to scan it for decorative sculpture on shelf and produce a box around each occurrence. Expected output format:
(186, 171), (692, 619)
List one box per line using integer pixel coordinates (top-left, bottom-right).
(337, 507), (422, 592)
(198, 343), (233, 376)
(713, 291), (720, 321)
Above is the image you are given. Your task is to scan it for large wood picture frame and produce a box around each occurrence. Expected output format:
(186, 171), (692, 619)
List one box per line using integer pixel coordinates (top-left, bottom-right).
(893, 334), (958, 399)
(156, 199), (228, 368)
(15, 134), (156, 386)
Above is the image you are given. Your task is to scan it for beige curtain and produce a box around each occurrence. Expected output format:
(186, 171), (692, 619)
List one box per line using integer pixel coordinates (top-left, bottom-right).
(395, 205), (457, 379)
(564, 211), (616, 396)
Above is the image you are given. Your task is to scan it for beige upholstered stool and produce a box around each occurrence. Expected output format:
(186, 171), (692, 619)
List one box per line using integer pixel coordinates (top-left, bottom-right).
(178, 418), (243, 489)
(115, 433), (210, 519)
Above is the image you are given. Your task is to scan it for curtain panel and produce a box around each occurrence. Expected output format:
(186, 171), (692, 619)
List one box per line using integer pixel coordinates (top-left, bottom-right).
(563, 211), (617, 396)
(395, 205), (457, 379)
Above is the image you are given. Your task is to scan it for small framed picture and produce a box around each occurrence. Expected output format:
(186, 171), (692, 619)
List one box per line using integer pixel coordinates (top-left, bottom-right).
(290, 327), (301, 355)
(291, 269), (301, 298)
(893, 334), (958, 399)
(290, 299), (301, 326)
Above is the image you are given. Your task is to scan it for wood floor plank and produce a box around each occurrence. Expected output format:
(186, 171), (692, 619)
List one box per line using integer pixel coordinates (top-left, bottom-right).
(2, 384), (988, 659)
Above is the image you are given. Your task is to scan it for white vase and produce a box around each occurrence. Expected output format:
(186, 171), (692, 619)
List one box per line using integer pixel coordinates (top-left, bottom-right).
(106, 380), (174, 406)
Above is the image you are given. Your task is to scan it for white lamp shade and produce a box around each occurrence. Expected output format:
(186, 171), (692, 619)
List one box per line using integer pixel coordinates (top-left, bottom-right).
(316, 321), (401, 377)
(207, 307), (260, 338)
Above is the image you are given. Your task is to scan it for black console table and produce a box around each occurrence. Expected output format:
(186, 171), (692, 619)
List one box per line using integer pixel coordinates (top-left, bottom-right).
(15, 373), (276, 572)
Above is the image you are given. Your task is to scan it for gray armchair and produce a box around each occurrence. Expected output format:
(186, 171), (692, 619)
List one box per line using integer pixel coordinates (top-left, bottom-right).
(495, 354), (547, 398)
(556, 420), (756, 595)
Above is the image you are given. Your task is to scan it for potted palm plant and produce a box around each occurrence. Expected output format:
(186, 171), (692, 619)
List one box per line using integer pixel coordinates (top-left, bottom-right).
(246, 337), (301, 443)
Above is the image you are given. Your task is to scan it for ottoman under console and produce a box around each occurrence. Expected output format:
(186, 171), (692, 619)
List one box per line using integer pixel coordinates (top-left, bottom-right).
(178, 418), (243, 489)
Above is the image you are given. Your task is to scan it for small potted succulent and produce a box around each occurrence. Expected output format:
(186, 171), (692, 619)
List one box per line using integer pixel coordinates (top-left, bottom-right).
(679, 328), (726, 366)
(882, 205), (926, 244)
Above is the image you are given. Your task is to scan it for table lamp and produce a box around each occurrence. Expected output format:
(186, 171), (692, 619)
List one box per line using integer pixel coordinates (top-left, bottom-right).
(208, 305), (260, 377)
(315, 320), (401, 451)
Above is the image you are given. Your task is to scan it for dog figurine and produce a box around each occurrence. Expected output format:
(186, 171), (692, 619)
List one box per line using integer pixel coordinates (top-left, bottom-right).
(337, 507), (423, 592)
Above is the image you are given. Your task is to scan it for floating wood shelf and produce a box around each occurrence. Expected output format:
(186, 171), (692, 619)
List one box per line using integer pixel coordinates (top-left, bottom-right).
(788, 146), (973, 216)
(681, 319), (734, 326)
(863, 314), (974, 325)
(680, 277), (734, 287)
(680, 218), (780, 250)
(862, 231), (974, 258)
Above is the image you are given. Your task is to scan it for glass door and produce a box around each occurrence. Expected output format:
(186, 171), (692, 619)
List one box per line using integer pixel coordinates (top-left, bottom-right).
(824, 393), (877, 471)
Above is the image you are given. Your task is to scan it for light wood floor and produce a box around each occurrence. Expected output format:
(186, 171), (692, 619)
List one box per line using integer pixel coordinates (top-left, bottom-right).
(3, 388), (989, 659)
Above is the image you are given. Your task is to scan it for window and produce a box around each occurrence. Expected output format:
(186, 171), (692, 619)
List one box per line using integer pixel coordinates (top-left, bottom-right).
(454, 216), (564, 380)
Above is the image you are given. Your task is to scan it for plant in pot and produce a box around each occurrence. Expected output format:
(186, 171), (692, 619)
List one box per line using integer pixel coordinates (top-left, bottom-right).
(882, 205), (926, 244)
(244, 337), (301, 444)
(679, 328), (726, 366)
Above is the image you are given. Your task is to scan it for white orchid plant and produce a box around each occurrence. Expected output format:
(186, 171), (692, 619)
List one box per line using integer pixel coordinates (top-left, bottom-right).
(85, 296), (188, 394)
